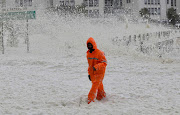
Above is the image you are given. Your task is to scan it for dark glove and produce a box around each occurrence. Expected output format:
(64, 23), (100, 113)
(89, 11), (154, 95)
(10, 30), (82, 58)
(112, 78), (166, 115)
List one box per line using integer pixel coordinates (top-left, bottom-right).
(93, 67), (96, 71)
(88, 75), (91, 81)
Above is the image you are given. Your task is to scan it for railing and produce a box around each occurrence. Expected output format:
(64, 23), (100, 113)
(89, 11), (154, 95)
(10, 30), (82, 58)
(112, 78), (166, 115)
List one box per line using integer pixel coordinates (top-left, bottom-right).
(112, 30), (180, 58)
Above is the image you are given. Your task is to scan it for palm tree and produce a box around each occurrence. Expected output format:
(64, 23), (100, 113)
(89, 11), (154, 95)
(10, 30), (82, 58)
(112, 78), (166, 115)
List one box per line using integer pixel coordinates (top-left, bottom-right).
(139, 8), (150, 19)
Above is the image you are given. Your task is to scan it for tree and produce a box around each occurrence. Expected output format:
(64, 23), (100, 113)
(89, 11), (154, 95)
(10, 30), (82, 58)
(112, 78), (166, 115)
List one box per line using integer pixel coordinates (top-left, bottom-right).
(55, 3), (86, 15)
(5, 22), (19, 47)
(167, 8), (179, 25)
(139, 8), (150, 19)
(75, 4), (86, 14)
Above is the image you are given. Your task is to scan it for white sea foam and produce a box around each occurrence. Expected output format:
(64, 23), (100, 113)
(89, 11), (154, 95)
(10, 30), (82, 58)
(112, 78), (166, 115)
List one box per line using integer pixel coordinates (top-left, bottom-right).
(0, 10), (180, 114)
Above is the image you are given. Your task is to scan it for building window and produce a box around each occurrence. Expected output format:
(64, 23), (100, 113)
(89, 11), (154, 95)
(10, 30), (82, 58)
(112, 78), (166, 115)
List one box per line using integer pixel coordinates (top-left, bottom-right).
(94, 0), (99, 7)
(89, 0), (93, 7)
(89, 10), (93, 13)
(114, 0), (120, 8)
(149, 8), (152, 14)
(155, 8), (157, 15)
(15, 0), (19, 7)
(145, 0), (147, 4)
(127, 0), (131, 3)
(155, 0), (157, 4)
(60, 1), (64, 6)
(171, 0), (173, 6)
(83, 0), (99, 7)
(24, 0), (27, 6)
(148, 0), (150, 4)
(105, 0), (113, 6)
(167, 0), (169, 4)
(20, 0), (23, 7)
(89, 9), (99, 17)
(83, 0), (88, 6)
(152, 8), (154, 15)
(158, 8), (160, 15)
(15, 0), (18, 4)
(65, 1), (69, 6)
(94, 9), (99, 17)
(50, 0), (53, 6)
(151, 0), (154, 4)
(175, 0), (176, 6)
(29, 0), (32, 6)
(158, 0), (160, 4)
(111, 0), (113, 5)
(104, 7), (113, 14)
(120, 0), (122, 6)
(70, 0), (75, 6)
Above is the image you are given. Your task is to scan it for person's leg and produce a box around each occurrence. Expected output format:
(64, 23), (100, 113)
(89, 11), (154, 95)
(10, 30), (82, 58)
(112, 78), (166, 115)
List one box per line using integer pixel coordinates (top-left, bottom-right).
(88, 81), (100, 104)
(96, 82), (106, 100)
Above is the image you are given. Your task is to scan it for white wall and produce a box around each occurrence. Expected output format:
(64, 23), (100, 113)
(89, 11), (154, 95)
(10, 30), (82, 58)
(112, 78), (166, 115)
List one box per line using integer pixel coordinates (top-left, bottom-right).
(99, 0), (104, 15)
(33, 0), (52, 9)
(53, 0), (58, 7)
(75, 0), (83, 5)
(160, 0), (166, 21)
(1, 0), (51, 11)
(53, 0), (79, 7)
(176, 0), (180, 15)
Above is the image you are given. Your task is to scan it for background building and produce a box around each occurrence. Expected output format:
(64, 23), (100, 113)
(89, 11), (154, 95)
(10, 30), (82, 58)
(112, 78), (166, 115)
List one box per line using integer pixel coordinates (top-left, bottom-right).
(123, 0), (180, 22)
(0, 0), (6, 11)
(176, 0), (180, 15)
(0, 0), (53, 11)
(82, 0), (123, 17)
(1, 0), (180, 21)
(53, 0), (75, 7)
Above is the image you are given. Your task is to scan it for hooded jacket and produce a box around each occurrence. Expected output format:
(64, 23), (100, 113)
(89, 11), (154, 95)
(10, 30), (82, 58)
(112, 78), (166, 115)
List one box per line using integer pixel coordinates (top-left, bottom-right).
(86, 37), (107, 82)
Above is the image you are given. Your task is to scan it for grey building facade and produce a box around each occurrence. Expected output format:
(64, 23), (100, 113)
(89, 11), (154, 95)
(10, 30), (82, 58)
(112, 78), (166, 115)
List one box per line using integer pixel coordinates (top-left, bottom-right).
(83, 0), (123, 17)
(123, 0), (180, 22)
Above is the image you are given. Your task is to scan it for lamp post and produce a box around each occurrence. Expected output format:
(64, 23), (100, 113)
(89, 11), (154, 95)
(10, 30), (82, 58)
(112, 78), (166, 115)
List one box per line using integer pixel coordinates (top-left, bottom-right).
(25, 1), (29, 53)
(159, 0), (161, 23)
(1, 0), (5, 54)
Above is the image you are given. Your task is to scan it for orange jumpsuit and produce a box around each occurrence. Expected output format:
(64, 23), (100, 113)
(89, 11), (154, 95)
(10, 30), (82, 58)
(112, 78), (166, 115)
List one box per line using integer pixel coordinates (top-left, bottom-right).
(86, 37), (107, 103)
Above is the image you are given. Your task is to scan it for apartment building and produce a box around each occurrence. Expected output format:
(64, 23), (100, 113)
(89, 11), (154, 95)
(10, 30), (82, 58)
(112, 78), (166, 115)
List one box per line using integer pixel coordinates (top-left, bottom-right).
(53, 0), (75, 7)
(176, 0), (180, 14)
(0, 0), (53, 11)
(50, 0), (180, 19)
(52, 0), (122, 17)
(82, 0), (123, 17)
(0, 0), (6, 11)
(2, 0), (180, 20)
(123, 0), (180, 22)
(1, 0), (123, 16)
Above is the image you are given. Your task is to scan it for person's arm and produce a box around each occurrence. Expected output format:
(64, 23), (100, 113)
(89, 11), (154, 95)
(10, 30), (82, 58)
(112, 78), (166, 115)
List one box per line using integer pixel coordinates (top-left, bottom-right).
(88, 66), (90, 75)
(87, 53), (91, 81)
(94, 52), (107, 71)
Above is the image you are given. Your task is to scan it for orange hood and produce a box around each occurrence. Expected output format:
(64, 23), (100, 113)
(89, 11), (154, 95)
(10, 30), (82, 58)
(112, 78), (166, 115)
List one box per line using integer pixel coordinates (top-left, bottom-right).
(87, 37), (97, 50)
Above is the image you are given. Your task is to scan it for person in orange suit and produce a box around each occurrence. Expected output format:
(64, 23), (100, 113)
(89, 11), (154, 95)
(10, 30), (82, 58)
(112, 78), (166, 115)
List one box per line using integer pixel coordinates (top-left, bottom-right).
(86, 37), (107, 104)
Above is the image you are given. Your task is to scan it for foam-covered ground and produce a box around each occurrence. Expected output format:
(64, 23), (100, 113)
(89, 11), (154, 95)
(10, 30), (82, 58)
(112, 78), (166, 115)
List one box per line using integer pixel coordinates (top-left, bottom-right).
(0, 10), (180, 114)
